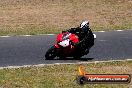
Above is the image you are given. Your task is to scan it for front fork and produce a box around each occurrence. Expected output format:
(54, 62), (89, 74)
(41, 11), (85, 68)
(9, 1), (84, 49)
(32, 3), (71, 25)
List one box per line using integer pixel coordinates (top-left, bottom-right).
(54, 44), (60, 49)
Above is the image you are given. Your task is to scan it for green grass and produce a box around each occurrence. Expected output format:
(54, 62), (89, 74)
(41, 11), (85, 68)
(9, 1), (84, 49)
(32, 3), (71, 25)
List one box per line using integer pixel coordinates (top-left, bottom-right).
(0, 60), (132, 88)
(0, 0), (132, 35)
(0, 24), (61, 36)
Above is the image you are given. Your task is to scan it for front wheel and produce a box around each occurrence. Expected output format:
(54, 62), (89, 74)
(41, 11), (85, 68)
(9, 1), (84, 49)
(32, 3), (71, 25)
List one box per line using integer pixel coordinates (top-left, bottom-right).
(45, 46), (57, 60)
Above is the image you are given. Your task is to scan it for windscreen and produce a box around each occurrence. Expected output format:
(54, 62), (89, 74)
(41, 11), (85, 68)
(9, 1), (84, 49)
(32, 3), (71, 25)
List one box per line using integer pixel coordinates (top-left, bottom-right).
(62, 33), (71, 40)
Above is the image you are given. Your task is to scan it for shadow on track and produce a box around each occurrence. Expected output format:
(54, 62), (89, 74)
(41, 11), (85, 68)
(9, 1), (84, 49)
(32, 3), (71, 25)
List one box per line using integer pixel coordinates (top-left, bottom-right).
(45, 57), (94, 61)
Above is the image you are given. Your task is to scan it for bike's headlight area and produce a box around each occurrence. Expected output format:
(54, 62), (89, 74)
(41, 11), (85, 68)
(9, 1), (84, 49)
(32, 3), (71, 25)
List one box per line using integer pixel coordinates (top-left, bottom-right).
(58, 39), (70, 47)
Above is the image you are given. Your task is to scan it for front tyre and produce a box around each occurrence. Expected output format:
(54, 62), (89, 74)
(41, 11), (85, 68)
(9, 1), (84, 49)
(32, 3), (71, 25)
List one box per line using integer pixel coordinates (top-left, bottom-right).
(45, 46), (57, 60)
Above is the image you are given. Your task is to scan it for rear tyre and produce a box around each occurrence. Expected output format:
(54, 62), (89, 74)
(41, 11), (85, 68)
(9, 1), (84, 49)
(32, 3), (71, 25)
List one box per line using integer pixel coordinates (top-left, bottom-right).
(45, 46), (57, 60)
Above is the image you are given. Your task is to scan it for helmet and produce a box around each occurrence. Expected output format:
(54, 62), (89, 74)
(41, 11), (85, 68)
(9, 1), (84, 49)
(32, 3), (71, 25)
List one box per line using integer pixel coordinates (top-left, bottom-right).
(80, 21), (89, 31)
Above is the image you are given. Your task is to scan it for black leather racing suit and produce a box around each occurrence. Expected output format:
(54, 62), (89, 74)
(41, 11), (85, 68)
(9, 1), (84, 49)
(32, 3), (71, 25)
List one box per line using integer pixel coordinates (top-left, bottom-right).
(64, 27), (94, 55)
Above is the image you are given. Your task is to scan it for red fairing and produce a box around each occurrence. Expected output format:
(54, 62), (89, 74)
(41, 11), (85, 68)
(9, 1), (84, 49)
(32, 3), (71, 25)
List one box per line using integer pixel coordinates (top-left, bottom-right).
(56, 33), (63, 43)
(55, 33), (63, 48)
(69, 34), (79, 43)
(56, 33), (79, 43)
(55, 33), (79, 49)
(54, 44), (60, 48)
(54, 32), (80, 56)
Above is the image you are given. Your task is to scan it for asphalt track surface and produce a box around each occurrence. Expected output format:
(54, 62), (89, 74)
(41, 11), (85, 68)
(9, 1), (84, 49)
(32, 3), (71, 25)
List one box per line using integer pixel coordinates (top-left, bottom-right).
(0, 30), (132, 67)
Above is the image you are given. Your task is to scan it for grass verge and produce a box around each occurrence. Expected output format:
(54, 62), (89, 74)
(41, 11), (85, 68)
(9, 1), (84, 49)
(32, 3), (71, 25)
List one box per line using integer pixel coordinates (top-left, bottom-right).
(0, 60), (132, 88)
(0, 0), (132, 35)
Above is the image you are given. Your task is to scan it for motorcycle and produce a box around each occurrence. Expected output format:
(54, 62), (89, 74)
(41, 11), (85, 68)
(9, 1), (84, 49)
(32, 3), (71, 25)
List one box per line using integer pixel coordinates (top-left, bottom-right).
(45, 32), (96, 60)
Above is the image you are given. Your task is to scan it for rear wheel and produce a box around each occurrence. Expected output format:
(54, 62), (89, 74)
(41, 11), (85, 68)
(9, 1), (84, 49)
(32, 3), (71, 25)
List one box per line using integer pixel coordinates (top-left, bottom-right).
(45, 46), (57, 60)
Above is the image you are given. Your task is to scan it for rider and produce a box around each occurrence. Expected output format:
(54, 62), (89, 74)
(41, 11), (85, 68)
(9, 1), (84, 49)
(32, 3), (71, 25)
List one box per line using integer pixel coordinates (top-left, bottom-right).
(63, 20), (94, 55)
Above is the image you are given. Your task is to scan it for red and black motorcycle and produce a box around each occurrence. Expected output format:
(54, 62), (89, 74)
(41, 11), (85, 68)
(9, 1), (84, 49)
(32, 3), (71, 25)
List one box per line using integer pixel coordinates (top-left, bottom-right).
(45, 32), (96, 60)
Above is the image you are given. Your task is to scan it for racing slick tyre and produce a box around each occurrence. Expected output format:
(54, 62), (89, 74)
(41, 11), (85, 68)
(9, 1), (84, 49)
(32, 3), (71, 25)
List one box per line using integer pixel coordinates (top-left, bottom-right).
(45, 46), (57, 60)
